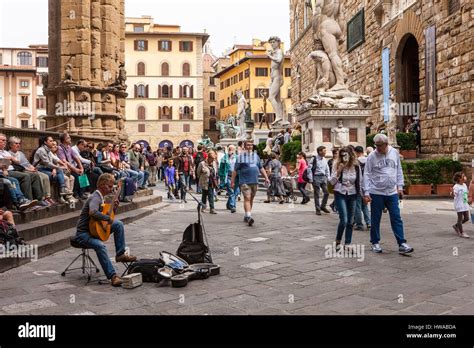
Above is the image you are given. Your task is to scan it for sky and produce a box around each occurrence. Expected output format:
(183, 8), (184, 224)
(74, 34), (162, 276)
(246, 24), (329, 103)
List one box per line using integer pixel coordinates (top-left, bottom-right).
(0, 0), (290, 57)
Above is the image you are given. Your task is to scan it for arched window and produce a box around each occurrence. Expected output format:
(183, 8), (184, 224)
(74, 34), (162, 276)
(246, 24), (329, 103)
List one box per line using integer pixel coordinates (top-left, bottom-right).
(162, 85), (170, 98)
(138, 106), (146, 120)
(161, 106), (171, 120)
(182, 63), (190, 76)
(161, 62), (169, 76)
(17, 51), (32, 65)
(183, 106), (191, 119)
(137, 62), (145, 76)
(209, 118), (217, 131)
(137, 84), (146, 98)
(183, 85), (191, 98)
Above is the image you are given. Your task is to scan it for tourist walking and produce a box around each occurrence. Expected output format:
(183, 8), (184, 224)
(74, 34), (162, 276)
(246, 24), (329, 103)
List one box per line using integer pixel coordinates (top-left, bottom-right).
(363, 134), (414, 254)
(292, 152), (310, 204)
(264, 152), (286, 204)
(330, 147), (363, 251)
(219, 145), (239, 213)
(310, 146), (330, 215)
(232, 141), (270, 226)
(197, 151), (218, 214)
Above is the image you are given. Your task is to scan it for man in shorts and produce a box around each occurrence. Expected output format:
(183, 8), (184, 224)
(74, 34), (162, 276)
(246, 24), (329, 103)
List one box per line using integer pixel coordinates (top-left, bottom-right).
(231, 141), (270, 226)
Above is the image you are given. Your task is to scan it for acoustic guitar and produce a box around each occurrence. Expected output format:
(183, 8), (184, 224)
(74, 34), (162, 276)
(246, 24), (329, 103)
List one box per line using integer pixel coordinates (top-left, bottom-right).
(89, 180), (123, 241)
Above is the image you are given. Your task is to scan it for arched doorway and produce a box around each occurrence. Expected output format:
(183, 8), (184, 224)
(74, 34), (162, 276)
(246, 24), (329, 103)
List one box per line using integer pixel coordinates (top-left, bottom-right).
(396, 34), (420, 131)
(180, 140), (194, 149)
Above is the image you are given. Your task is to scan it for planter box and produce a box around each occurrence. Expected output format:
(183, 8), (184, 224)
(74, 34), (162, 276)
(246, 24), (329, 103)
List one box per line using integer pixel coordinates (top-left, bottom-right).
(406, 184), (432, 196)
(400, 150), (417, 159)
(435, 184), (453, 196)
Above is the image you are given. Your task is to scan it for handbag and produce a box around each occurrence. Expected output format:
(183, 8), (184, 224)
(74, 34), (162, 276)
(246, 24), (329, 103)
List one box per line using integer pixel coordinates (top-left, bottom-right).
(78, 174), (90, 188)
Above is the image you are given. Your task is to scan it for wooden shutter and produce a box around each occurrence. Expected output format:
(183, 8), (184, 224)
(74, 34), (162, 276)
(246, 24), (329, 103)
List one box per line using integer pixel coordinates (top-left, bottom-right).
(179, 41), (183, 51)
(134, 40), (138, 50)
(158, 85), (162, 98)
(145, 85), (149, 98)
(134, 85), (138, 98)
(191, 106), (194, 119)
(179, 107), (183, 119)
(190, 86), (194, 99)
(169, 41), (173, 51)
(158, 107), (162, 119)
(190, 42), (193, 51)
(170, 107), (173, 119)
(179, 85), (183, 98)
(144, 40), (148, 51)
(254, 89), (259, 98)
(170, 85), (173, 98)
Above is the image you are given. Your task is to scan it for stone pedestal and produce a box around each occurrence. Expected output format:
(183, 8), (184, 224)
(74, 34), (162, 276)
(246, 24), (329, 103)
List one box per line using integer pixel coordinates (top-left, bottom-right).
(253, 130), (270, 145)
(218, 138), (239, 148)
(296, 108), (370, 154)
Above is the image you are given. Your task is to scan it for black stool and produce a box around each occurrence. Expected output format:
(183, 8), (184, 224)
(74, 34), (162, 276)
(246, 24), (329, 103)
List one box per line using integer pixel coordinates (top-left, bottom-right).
(61, 237), (100, 283)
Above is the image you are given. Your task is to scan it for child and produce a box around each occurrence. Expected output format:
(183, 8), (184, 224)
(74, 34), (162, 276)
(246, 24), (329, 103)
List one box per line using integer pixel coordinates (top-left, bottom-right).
(469, 174), (474, 224)
(165, 159), (177, 201)
(452, 172), (470, 238)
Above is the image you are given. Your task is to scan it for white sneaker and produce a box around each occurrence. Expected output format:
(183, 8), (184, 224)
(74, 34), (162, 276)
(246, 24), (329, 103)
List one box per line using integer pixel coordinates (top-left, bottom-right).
(399, 243), (414, 254)
(460, 232), (470, 238)
(371, 243), (383, 253)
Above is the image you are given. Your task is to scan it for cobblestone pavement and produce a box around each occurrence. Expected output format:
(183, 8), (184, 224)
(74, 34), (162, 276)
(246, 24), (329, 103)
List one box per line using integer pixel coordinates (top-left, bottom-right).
(0, 182), (473, 315)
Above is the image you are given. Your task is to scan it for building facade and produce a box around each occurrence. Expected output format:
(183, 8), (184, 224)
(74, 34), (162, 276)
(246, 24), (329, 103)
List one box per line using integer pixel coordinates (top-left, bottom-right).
(202, 44), (219, 144)
(0, 45), (48, 130)
(213, 40), (292, 135)
(125, 16), (209, 149)
(290, 0), (473, 161)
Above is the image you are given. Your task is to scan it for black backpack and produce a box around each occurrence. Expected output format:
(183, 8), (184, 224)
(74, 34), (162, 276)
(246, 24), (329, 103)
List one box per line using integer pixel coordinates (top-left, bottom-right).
(0, 178), (13, 210)
(177, 221), (212, 265)
(127, 259), (165, 283)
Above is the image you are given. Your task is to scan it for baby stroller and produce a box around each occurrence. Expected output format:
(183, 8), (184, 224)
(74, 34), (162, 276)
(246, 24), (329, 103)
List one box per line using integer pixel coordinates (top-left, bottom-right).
(282, 175), (298, 203)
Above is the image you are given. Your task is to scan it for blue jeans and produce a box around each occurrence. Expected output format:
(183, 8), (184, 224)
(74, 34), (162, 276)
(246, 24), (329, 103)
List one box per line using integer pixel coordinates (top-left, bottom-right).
(179, 174), (191, 200)
(354, 195), (371, 227)
(370, 193), (406, 246)
(3, 176), (26, 204)
(334, 192), (357, 244)
(224, 180), (240, 209)
(38, 167), (66, 188)
(75, 220), (126, 279)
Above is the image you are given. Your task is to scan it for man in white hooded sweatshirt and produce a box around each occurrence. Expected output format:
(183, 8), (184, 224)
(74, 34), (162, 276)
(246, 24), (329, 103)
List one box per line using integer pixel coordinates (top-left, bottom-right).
(363, 134), (414, 254)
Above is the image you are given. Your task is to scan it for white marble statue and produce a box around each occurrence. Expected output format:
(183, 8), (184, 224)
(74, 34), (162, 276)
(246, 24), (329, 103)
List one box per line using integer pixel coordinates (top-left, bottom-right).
(266, 36), (286, 126)
(310, 0), (347, 92)
(236, 90), (247, 140)
(331, 119), (350, 147)
(387, 93), (399, 147)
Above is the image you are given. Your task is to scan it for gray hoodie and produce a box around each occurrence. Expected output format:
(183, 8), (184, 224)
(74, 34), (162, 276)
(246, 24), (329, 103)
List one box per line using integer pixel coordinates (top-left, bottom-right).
(363, 146), (404, 196)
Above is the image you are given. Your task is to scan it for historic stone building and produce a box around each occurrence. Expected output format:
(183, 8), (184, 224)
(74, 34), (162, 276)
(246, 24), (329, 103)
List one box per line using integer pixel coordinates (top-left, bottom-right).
(203, 43), (219, 144)
(45, 0), (127, 140)
(124, 16), (208, 149)
(0, 45), (48, 129)
(214, 39), (292, 139)
(290, 0), (473, 161)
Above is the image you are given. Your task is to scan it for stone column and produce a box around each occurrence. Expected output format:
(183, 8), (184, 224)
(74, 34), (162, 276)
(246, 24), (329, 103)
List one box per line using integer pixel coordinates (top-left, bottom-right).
(90, 0), (102, 87)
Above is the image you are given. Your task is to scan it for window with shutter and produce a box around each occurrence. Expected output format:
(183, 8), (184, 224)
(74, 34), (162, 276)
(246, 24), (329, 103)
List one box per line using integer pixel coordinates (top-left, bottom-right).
(161, 62), (169, 76)
(170, 85), (173, 98)
(190, 85), (194, 98)
(183, 124), (190, 133)
(145, 85), (149, 98)
(162, 106), (171, 120)
(138, 106), (146, 120)
(159, 40), (172, 51)
(135, 40), (147, 51)
(180, 41), (193, 52)
(255, 68), (268, 77)
(162, 124), (169, 132)
(179, 85), (183, 98)
(138, 124), (145, 132)
(182, 63), (190, 76)
(137, 62), (145, 76)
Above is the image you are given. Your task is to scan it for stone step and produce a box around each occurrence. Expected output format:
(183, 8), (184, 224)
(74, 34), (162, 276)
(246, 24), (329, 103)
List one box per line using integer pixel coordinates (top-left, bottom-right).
(17, 194), (162, 241)
(0, 201), (168, 273)
(12, 188), (154, 225)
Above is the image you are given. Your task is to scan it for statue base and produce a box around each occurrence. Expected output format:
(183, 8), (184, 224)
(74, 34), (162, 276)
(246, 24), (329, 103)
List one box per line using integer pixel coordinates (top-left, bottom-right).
(218, 138), (240, 148)
(295, 107), (371, 154)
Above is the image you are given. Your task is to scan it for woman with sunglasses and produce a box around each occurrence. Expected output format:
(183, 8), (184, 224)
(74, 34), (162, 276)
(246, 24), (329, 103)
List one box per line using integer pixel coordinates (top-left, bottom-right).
(330, 147), (363, 251)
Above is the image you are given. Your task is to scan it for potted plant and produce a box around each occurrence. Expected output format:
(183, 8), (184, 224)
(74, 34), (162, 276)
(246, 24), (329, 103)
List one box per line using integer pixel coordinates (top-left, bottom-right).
(397, 133), (417, 159)
(281, 140), (301, 171)
(434, 158), (462, 196)
(404, 160), (436, 196)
